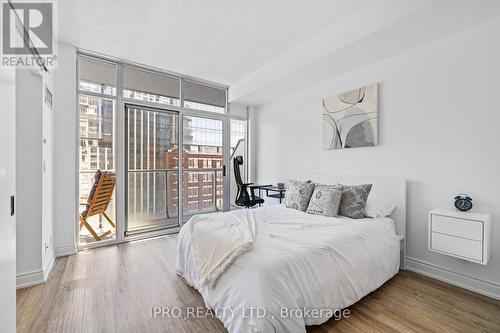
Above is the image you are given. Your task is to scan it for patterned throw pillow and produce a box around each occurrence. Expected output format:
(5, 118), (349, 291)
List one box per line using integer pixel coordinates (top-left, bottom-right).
(284, 180), (315, 212)
(338, 184), (372, 219)
(306, 184), (343, 217)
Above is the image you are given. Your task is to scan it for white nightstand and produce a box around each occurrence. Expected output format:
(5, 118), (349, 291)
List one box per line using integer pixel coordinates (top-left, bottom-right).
(429, 208), (492, 265)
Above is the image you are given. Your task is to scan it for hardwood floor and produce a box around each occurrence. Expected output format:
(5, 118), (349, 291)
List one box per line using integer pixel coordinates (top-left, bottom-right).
(17, 236), (500, 333)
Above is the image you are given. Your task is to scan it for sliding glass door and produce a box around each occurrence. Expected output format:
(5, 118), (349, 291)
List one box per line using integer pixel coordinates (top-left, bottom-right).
(125, 105), (229, 234)
(125, 105), (180, 234)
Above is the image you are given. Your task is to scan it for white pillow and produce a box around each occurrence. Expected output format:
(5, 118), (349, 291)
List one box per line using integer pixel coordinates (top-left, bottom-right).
(364, 196), (396, 218)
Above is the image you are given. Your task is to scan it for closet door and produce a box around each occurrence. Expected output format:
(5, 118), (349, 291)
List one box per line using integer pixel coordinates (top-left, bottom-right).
(0, 67), (16, 333)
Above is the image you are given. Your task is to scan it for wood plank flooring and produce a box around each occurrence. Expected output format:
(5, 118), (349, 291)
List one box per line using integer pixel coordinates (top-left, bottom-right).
(17, 236), (500, 333)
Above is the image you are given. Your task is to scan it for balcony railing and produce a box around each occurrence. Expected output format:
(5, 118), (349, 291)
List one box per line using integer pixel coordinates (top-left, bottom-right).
(126, 167), (223, 230)
(79, 166), (224, 237)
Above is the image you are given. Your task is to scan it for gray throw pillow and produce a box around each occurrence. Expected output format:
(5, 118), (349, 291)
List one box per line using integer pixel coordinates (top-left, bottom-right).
(284, 180), (315, 212)
(306, 184), (343, 217)
(338, 184), (372, 219)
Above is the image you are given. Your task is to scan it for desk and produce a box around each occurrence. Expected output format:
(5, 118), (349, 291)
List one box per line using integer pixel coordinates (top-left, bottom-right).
(250, 185), (286, 205)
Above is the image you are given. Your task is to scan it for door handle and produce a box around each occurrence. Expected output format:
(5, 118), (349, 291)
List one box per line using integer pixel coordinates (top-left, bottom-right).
(10, 195), (15, 216)
(222, 165), (226, 177)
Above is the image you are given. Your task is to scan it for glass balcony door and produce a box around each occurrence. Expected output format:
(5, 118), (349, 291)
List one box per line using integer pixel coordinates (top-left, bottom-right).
(125, 105), (230, 235)
(125, 104), (180, 234)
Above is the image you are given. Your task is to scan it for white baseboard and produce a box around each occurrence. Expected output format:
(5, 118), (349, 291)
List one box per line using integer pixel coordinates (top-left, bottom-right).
(16, 269), (45, 289)
(17, 250), (58, 289)
(55, 242), (77, 257)
(407, 257), (500, 300)
(43, 252), (55, 281)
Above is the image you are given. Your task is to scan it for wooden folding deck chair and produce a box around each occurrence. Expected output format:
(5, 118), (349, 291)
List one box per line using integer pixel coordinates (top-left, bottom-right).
(79, 170), (116, 241)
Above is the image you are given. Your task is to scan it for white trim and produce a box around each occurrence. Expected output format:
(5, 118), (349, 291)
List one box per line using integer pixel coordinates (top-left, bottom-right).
(55, 242), (78, 257)
(407, 256), (500, 300)
(43, 252), (56, 281)
(81, 226), (181, 251)
(16, 269), (45, 289)
(17, 251), (57, 289)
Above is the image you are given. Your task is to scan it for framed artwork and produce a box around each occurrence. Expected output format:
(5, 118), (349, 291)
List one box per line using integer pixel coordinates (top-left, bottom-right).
(322, 83), (378, 150)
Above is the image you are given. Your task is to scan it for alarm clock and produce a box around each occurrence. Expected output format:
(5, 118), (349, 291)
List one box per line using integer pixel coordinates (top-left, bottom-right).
(454, 194), (472, 212)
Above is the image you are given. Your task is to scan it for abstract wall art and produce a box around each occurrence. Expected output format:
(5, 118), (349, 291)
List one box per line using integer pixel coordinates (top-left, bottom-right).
(322, 83), (379, 150)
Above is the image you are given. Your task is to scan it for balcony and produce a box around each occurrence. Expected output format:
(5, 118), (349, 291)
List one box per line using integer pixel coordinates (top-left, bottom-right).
(79, 168), (223, 244)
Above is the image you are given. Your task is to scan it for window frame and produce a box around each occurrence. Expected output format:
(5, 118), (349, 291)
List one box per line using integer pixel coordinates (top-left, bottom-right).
(77, 55), (119, 249)
(188, 187), (198, 198)
(203, 199), (213, 210)
(187, 201), (198, 211)
(76, 51), (246, 251)
(216, 184), (223, 195)
(203, 186), (213, 197)
(202, 172), (213, 183)
(187, 173), (198, 183)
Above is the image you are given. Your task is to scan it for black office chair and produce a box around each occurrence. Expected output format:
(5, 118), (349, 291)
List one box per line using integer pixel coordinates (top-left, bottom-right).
(234, 156), (264, 208)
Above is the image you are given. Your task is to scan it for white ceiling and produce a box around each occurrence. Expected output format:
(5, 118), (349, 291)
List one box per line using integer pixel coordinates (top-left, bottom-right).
(229, 0), (500, 104)
(59, 0), (371, 85)
(59, 0), (500, 105)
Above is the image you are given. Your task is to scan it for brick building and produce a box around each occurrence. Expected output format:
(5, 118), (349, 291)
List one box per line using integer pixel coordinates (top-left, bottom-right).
(164, 146), (224, 219)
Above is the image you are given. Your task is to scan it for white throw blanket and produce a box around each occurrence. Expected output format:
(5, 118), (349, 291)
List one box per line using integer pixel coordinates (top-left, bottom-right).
(190, 209), (256, 287)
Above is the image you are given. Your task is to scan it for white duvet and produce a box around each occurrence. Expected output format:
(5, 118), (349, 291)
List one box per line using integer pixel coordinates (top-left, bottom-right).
(176, 205), (400, 333)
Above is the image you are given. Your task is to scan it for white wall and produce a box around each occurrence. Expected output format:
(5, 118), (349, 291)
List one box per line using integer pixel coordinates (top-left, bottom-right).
(252, 18), (500, 298)
(15, 66), (56, 287)
(53, 43), (77, 256)
(16, 70), (42, 278)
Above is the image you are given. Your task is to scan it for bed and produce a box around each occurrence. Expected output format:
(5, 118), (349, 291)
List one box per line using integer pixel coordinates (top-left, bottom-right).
(176, 175), (406, 333)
